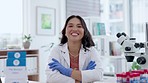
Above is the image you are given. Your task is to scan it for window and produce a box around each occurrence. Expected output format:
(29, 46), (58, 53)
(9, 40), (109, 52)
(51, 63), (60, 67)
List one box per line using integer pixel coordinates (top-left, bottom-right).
(130, 0), (148, 42)
(0, 0), (23, 49)
(66, 0), (100, 17)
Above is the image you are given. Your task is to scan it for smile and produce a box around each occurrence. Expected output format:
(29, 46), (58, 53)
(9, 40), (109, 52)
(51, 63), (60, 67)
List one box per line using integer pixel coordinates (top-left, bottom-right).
(71, 33), (79, 36)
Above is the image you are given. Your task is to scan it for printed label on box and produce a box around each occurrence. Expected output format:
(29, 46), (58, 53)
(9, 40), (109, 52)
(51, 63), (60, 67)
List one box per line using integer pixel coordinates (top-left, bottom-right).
(6, 58), (26, 66)
(7, 52), (26, 58)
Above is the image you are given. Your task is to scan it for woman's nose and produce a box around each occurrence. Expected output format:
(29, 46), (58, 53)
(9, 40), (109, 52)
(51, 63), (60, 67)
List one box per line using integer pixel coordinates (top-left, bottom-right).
(72, 26), (77, 30)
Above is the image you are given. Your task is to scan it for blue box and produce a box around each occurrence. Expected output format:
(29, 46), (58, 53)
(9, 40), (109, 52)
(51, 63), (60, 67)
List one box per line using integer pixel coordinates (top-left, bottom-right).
(7, 51), (26, 59)
(6, 58), (26, 66)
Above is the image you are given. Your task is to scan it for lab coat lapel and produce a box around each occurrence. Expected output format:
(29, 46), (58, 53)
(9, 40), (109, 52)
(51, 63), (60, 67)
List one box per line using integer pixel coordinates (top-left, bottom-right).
(60, 43), (88, 69)
(79, 48), (87, 70)
(60, 44), (70, 66)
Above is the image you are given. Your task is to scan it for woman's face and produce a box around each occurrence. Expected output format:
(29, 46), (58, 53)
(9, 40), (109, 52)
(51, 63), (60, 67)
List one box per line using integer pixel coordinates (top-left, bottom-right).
(65, 17), (84, 42)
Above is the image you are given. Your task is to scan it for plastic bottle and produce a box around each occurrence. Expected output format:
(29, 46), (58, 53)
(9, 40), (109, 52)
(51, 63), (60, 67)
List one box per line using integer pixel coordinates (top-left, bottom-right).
(139, 70), (145, 83)
(143, 69), (148, 83)
(116, 73), (123, 83)
(122, 73), (127, 83)
(132, 73), (140, 83)
(131, 70), (145, 83)
(126, 72), (131, 83)
(129, 73), (134, 83)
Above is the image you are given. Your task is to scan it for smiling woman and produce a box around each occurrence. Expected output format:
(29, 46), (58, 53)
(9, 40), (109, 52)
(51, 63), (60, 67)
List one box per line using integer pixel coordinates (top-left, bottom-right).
(0, 0), (23, 49)
(46, 15), (103, 83)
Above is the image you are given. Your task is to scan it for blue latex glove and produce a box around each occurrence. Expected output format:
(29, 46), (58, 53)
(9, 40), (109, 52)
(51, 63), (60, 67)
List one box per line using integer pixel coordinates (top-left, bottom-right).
(80, 61), (96, 83)
(86, 61), (96, 70)
(48, 58), (72, 77)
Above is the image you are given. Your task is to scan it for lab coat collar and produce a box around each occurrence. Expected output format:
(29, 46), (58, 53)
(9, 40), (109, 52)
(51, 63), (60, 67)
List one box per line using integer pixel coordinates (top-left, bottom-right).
(60, 43), (85, 52)
(60, 43), (87, 68)
(79, 48), (87, 70)
(60, 43), (70, 66)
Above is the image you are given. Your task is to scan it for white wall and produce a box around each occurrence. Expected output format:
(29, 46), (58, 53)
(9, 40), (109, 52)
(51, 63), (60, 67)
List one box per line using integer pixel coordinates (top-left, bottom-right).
(0, 0), (22, 34)
(24, 0), (66, 82)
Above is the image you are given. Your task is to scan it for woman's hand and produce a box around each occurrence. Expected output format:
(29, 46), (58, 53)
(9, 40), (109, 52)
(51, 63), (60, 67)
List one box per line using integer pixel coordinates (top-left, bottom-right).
(86, 61), (96, 70)
(48, 58), (72, 77)
(75, 80), (81, 83)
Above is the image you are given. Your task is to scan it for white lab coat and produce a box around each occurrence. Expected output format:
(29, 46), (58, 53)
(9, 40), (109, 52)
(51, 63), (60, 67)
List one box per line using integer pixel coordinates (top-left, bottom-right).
(45, 43), (103, 83)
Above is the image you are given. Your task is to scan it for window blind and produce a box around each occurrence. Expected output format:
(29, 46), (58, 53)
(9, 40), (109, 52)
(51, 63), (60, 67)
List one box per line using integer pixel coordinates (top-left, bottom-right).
(66, 0), (100, 17)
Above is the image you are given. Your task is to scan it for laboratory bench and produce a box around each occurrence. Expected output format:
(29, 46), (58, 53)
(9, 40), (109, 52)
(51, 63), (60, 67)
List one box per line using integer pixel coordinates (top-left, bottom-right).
(94, 76), (116, 83)
(0, 77), (39, 83)
(1, 76), (116, 83)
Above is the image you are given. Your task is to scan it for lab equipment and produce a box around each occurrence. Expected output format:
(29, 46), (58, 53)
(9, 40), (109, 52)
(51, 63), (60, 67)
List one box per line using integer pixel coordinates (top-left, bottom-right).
(116, 23), (148, 69)
(116, 69), (148, 83)
(115, 23), (148, 83)
(116, 73), (123, 83)
(0, 78), (1, 83)
(116, 32), (144, 62)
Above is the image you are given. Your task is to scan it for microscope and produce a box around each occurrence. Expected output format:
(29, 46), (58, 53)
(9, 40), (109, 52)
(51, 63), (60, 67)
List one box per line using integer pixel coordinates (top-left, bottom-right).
(116, 31), (148, 69)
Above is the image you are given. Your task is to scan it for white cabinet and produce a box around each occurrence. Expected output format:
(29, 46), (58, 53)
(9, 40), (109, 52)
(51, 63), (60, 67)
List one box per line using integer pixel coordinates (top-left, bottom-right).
(0, 49), (39, 81)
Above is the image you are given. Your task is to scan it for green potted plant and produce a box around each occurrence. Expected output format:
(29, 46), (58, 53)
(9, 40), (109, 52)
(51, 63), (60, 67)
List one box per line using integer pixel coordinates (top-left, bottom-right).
(22, 34), (32, 49)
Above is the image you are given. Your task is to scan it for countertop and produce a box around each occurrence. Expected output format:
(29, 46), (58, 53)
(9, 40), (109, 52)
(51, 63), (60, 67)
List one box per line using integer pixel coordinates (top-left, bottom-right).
(1, 76), (116, 83)
(94, 76), (116, 83)
(1, 77), (39, 83)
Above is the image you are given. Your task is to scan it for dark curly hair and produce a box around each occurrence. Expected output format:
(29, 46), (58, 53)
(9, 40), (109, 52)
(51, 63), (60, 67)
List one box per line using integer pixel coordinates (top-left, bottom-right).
(60, 15), (95, 51)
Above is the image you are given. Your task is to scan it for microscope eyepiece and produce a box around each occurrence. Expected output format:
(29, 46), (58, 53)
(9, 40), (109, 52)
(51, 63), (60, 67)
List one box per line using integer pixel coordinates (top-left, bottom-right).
(116, 33), (121, 38)
(116, 32), (127, 38)
(134, 43), (140, 48)
(140, 43), (144, 48)
(122, 32), (126, 36)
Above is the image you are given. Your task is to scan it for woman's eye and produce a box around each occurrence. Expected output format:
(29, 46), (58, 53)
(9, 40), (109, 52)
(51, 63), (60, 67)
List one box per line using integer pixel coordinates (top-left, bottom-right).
(68, 25), (73, 27)
(77, 26), (82, 28)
